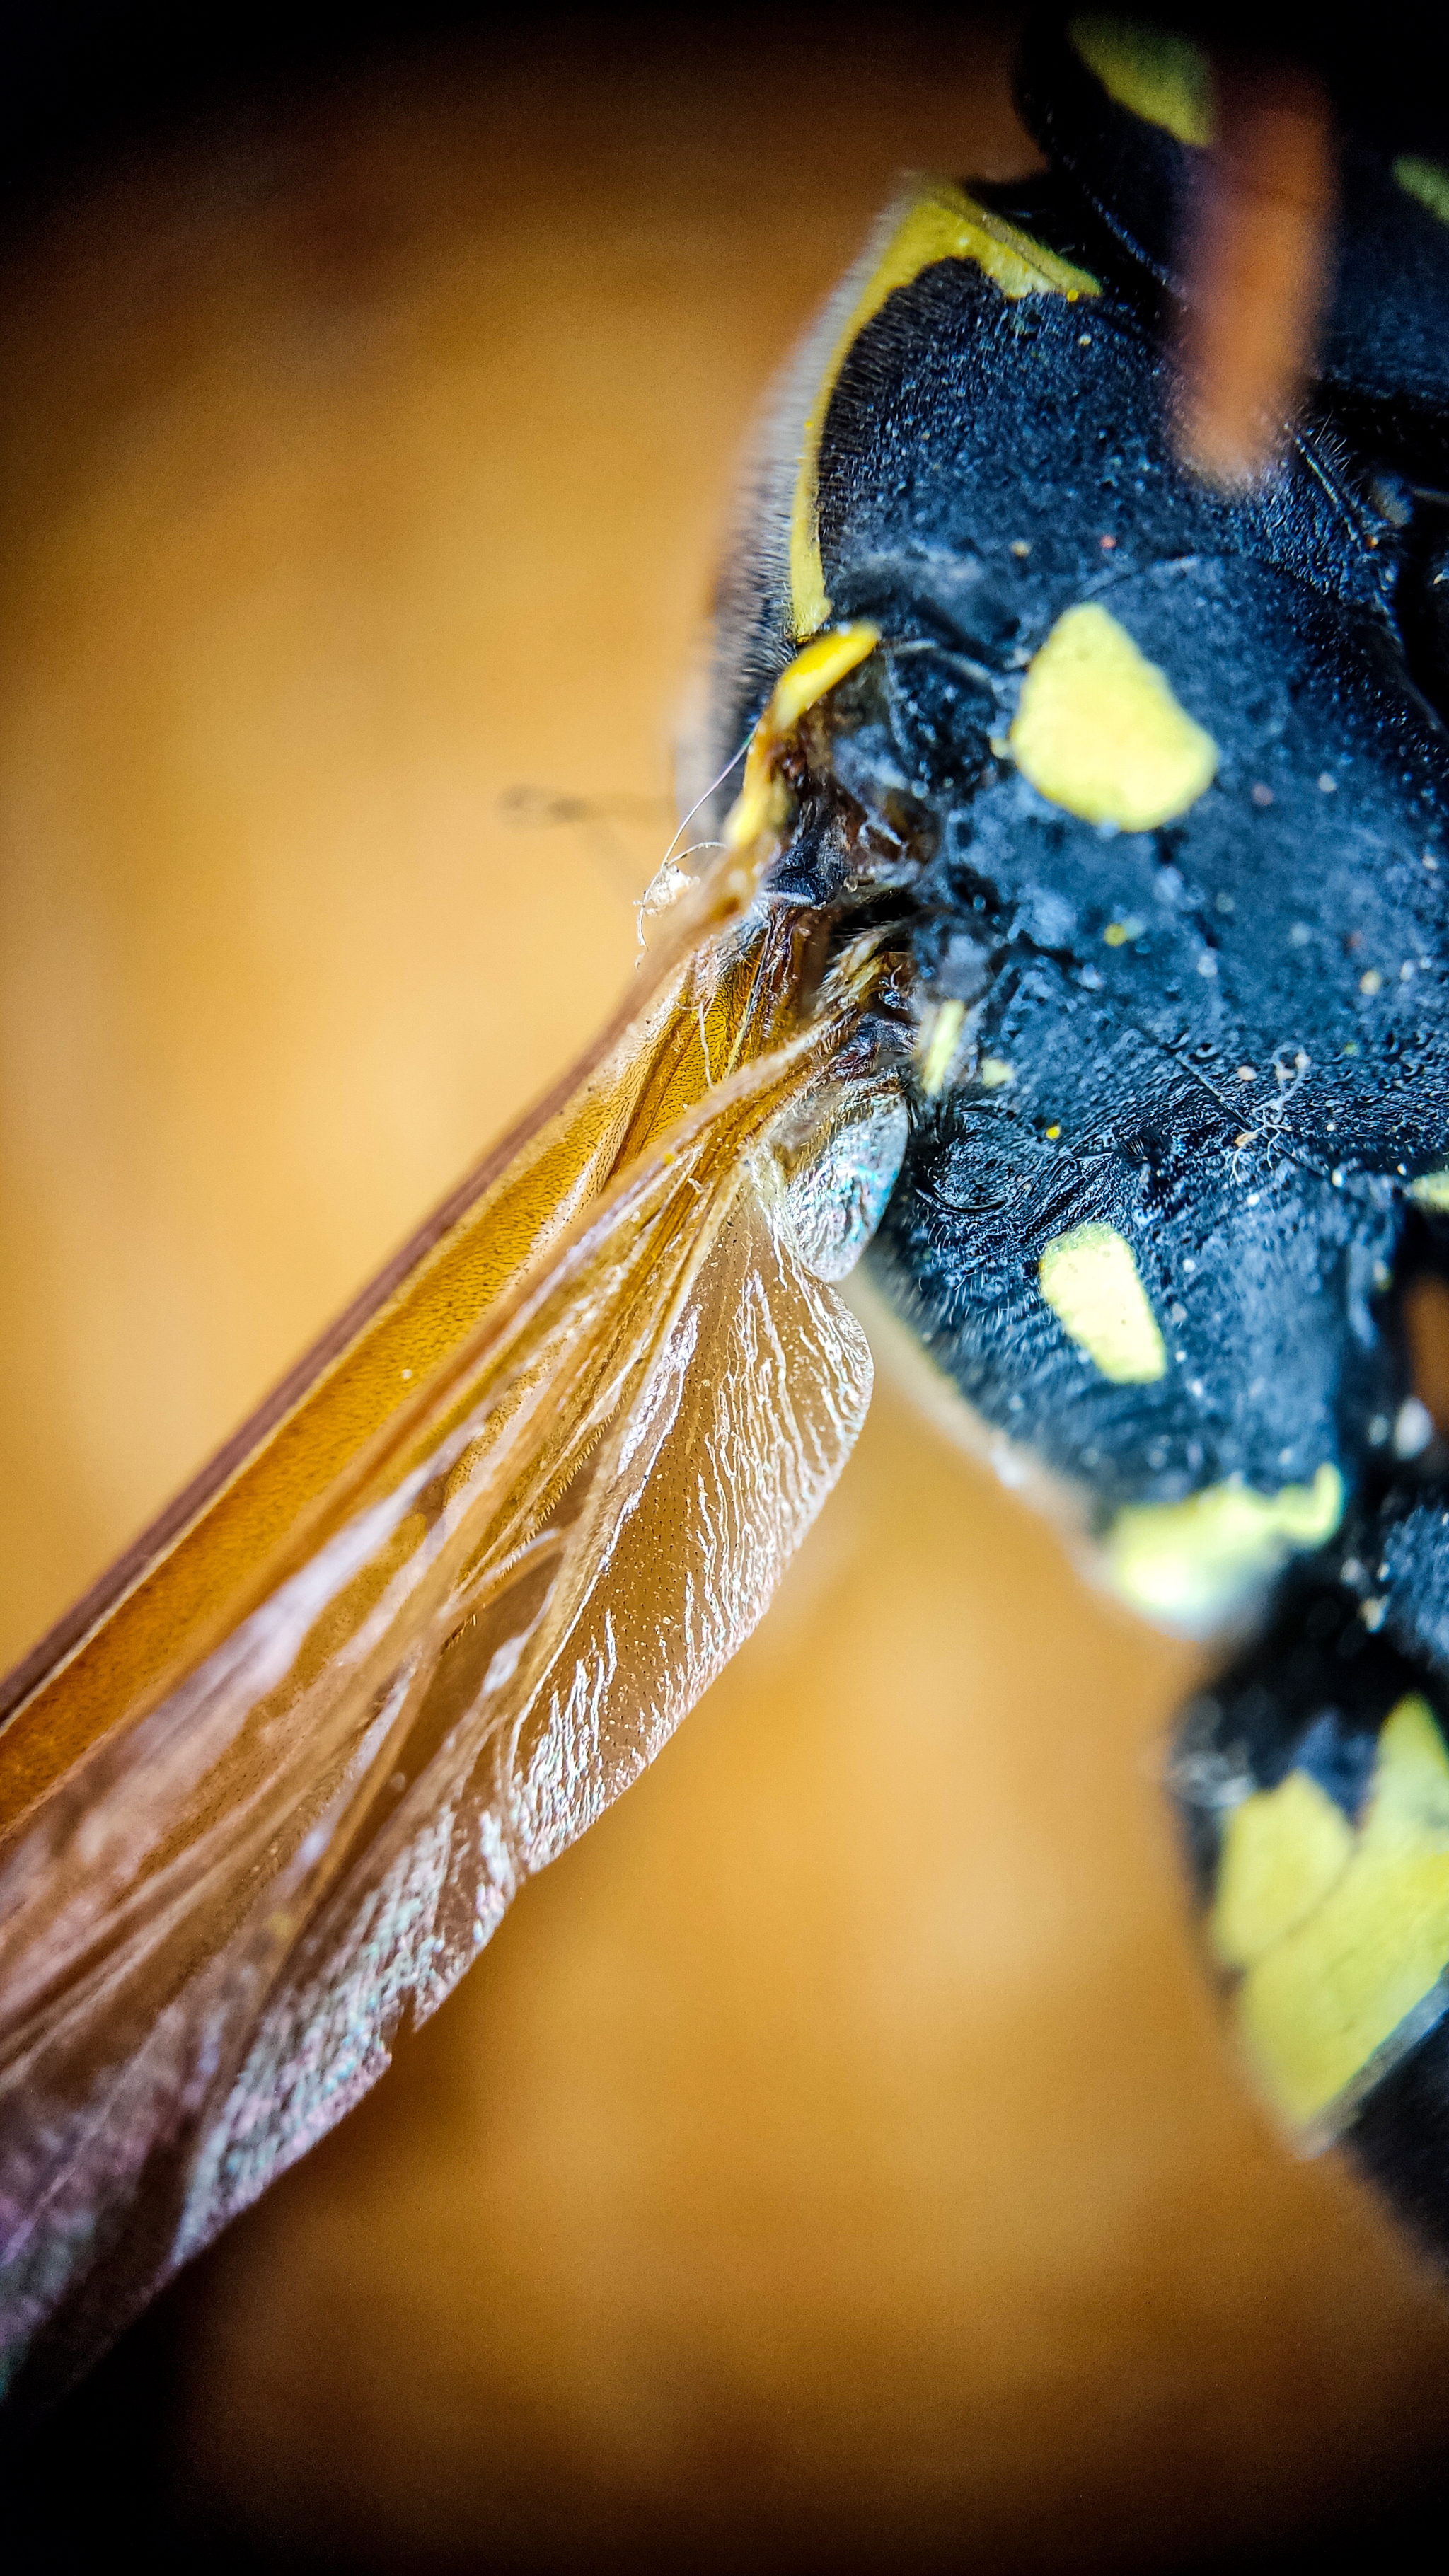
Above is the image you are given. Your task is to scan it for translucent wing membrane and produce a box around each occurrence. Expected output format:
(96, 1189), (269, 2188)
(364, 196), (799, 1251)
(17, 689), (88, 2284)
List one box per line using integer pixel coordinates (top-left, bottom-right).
(0, 868), (889, 2414)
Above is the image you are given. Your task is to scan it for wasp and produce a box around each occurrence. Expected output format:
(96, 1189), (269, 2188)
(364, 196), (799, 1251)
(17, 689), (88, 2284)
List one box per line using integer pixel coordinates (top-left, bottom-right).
(5, 9), (1449, 2414)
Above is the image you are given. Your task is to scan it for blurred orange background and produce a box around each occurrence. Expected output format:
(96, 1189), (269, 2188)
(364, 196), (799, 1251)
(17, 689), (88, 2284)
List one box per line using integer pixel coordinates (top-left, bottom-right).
(5, 16), (1449, 2568)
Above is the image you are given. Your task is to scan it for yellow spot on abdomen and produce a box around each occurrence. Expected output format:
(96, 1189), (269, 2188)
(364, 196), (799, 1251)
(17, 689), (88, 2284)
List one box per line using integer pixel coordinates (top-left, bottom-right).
(1230, 1696), (1449, 2129)
(1395, 156), (1449, 226)
(1010, 603), (1218, 831)
(790, 186), (1099, 640)
(1070, 13), (1213, 146)
(1105, 1464), (1343, 1632)
(1212, 1771), (1353, 1971)
(1410, 1169), (1449, 1213)
(1038, 1220), (1166, 1382)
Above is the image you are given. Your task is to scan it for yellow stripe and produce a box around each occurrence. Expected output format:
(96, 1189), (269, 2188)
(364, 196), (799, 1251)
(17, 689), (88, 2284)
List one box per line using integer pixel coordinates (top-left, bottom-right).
(723, 623), (880, 853)
(1105, 1465), (1342, 1632)
(788, 185), (1099, 640)
(1069, 14), (1213, 147)
(1225, 1695), (1449, 2130)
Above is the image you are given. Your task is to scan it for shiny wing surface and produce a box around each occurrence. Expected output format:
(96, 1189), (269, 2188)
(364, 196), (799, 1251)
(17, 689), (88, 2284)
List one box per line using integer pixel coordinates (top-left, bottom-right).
(0, 863), (888, 2415)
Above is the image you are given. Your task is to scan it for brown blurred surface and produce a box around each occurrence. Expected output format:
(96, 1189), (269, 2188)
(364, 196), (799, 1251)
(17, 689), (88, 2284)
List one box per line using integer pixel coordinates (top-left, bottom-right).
(5, 20), (1449, 2569)
(1177, 61), (1336, 491)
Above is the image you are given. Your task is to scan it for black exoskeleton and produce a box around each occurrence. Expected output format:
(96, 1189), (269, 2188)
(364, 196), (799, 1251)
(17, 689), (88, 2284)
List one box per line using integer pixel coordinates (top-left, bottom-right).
(708, 10), (1449, 2248)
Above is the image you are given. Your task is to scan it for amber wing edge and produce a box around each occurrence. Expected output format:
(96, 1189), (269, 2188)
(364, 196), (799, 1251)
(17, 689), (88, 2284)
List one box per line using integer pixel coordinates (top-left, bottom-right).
(0, 879), (891, 2419)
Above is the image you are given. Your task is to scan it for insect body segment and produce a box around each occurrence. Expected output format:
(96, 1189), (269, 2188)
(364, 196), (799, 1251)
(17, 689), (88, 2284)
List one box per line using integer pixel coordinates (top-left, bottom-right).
(9, 8), (1449, 2406)
(1211, 1692), (1449, 2132)
(711, 15), (1449, 2246)
(1174, 1537), (1449, 2239)
(787, 183), (1099, 641)
(757, 230), (1431, 1581)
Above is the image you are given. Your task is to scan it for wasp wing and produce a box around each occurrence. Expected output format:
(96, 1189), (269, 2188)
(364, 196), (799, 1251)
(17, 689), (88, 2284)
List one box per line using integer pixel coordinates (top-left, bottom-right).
(0, 902), (879, 2415)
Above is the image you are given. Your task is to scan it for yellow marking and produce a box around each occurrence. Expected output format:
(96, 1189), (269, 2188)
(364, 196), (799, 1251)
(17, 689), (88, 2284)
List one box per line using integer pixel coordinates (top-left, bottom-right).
(916, 998), (966, 1098)
(979, 1057), (1013, 1090)
(724, 623), (879, 853)
(1410, 1169), (1449, 1213)
(1211, 1771), (1353, 1971)
(1039, 1220), (1166, 1382)
(1105, 1463), (1344, 1631)
(1070, 13), (1213, 146)
(790, 185), (1099, 638)
(1395, 156), (1449, 226)
(1010, 603), (1218, 831)
(1232, 1696), (1449, 2128)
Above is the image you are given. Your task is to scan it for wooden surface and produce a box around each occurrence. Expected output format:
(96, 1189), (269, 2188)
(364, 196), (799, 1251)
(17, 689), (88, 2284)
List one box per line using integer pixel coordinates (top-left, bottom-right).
(4, 23), (1449, 2567)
